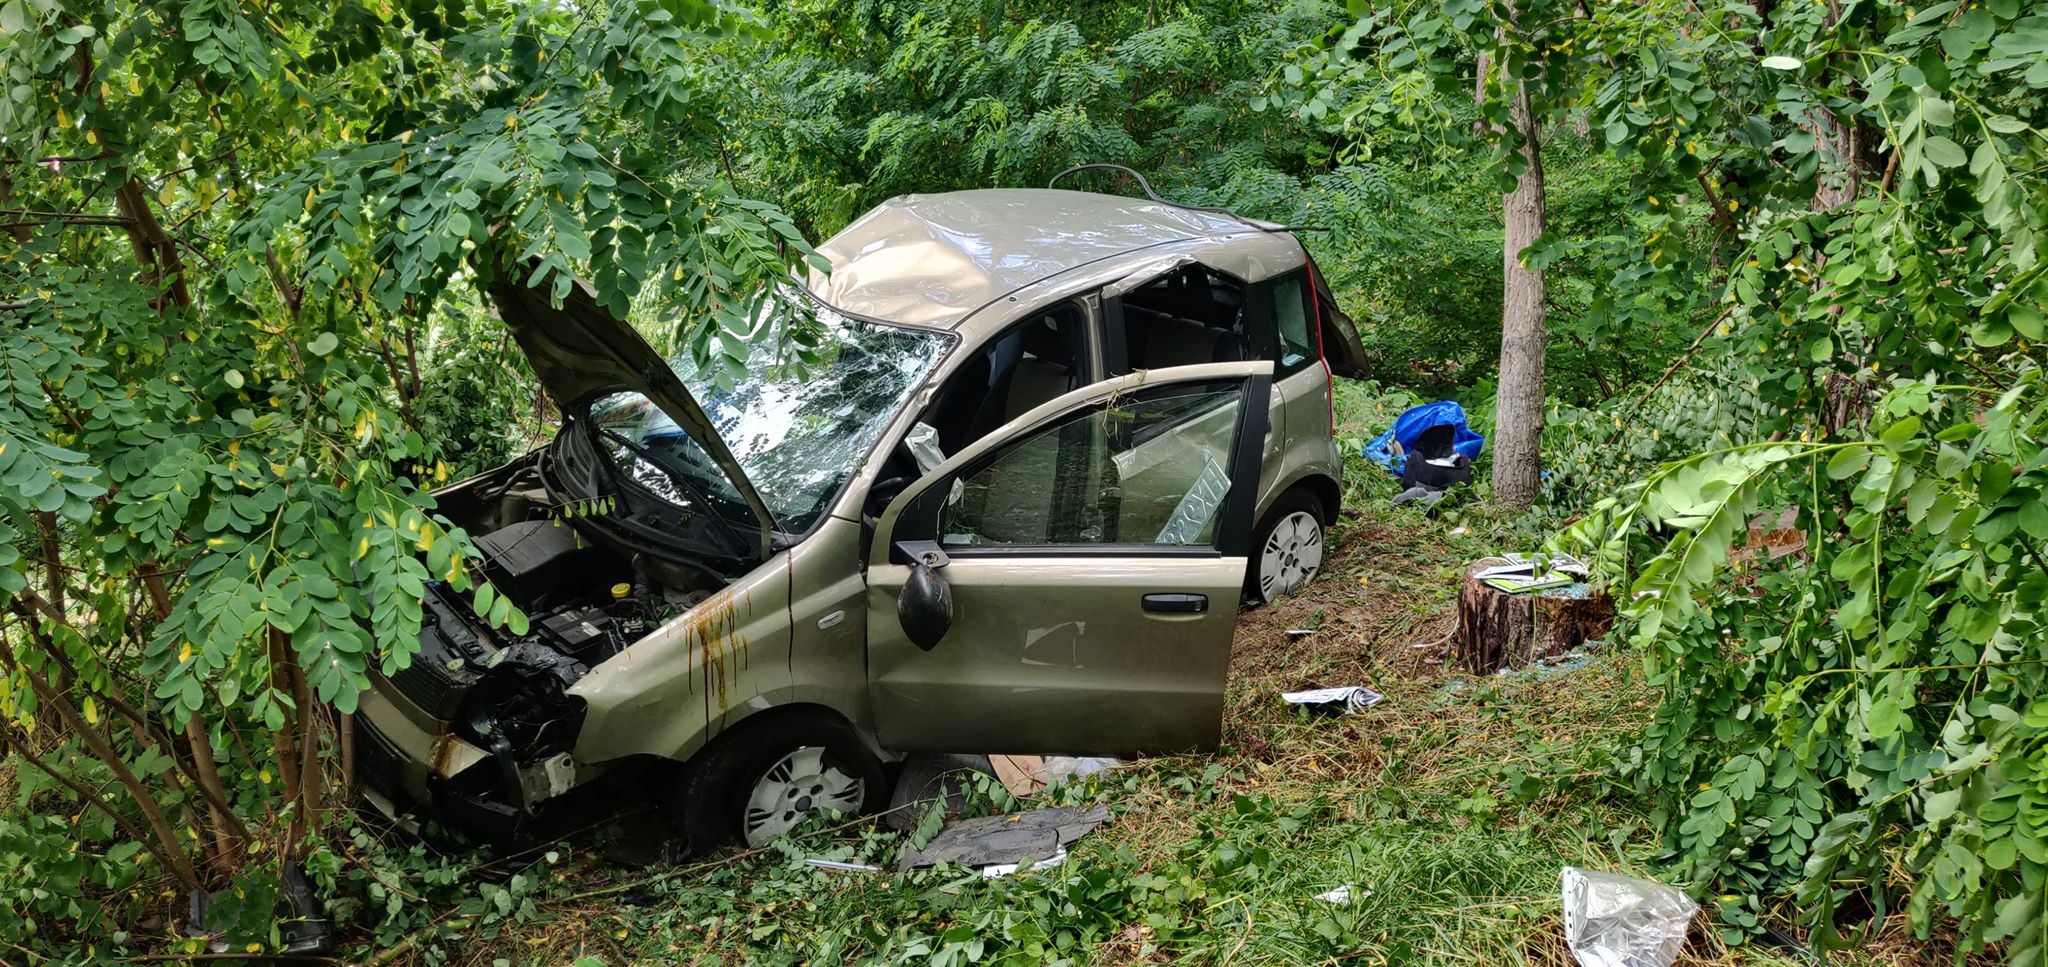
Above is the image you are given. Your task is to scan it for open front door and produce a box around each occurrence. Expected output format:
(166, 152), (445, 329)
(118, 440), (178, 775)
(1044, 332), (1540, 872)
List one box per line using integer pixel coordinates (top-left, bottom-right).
(865, 362), (1272, 756)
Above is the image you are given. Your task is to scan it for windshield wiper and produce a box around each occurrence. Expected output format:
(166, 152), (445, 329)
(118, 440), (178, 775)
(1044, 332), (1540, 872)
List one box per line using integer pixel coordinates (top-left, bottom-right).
(590, 422), (757, 559)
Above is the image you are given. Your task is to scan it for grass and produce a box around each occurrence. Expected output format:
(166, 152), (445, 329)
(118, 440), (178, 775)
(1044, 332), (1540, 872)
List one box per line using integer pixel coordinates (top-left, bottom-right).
(415, 495), (1875, 966)
(373, 397), (1962, 965)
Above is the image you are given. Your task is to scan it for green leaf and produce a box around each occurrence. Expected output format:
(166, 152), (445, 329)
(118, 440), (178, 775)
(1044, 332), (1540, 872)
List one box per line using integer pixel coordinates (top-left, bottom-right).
(1880, 416), (1922, 449)
(1760, 55), (1802, 71)
(1923, 136), (1967, 168)
(1826, 448), (1870, 480)
(1805, 334), (1833, 362)
(307, 332), (340, 355)
(1923, 788), (1962, 822)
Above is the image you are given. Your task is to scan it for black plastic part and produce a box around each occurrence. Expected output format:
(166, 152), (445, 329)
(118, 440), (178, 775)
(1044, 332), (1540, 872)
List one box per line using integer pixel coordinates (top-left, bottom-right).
(473, 519), (627, 608)
(182, 860), (331, 955)
(278, 861), (332, 954)
(898, 561), (955, 651)
(1141, 593), (1208, 613)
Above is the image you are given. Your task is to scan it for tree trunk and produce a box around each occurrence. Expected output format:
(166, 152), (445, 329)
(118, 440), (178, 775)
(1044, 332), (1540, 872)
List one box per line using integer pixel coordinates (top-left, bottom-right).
(1455, 559), (1614, 673)
(1492, 74), (1547, 507)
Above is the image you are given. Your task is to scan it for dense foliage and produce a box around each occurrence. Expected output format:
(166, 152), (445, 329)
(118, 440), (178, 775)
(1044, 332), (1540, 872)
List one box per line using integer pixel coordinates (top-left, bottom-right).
(0, 0), (816, 949)
(1332, 0), (2048, 958)
(6, 0), (2046, 959)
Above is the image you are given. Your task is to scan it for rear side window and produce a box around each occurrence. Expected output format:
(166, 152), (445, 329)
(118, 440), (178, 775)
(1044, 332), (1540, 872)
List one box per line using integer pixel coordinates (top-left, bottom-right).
(1114, 266), (1250, 370)
(1273, 273), (1316, 372)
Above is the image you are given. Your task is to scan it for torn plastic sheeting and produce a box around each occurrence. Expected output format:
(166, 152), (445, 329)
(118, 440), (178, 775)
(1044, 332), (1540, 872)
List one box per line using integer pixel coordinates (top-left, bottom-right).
(1561, 867), (1699, 967)
(1281, 685), (1384, 715)
(1040, 756), (1119, 784)
(897, 804), (1109, 872)
(1361, 400), (1485, 475)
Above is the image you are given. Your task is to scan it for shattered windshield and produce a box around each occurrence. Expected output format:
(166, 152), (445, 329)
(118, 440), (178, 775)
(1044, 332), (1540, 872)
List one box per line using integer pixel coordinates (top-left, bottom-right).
(588, 297), (950, 534)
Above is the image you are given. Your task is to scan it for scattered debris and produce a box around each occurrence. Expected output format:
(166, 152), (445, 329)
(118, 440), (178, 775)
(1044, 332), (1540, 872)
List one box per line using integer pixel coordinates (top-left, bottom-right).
(1286, 627), (1317, 639)
(1040, 756), (1119, 785)
(1449, 526), (1469, 536)
(1391, 485), (1449, 508)
(1560, 867), (1699, 967)
(984, 755), (1123, 797)
(185, 860), (331, 954)
(1313, 885), (1369, 905)
(979, 849), (1067, 878)
(1479, 552), (1589, 580)
(1281, 685), (1384, 715)
(1498, 642), (1606, 679)
(805, 858), (883, 873)
(989, 754), (1047, 797)
(897, 804), (1110, 871)
(1476, 553), (1589, 594)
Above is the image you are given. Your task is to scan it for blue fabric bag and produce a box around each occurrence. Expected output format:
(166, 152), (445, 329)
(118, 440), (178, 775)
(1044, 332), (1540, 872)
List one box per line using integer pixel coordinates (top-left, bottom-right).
(1362, 401), (1485, 476)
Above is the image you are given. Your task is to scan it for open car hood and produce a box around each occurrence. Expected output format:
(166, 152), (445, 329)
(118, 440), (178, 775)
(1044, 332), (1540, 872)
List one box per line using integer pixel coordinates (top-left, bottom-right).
(484, 268), (778, 553)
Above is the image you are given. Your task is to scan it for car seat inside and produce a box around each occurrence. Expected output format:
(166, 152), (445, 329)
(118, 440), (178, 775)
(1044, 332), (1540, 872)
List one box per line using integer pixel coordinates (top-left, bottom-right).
(925, 302), (1087, 455)
(1118, 266), (1248, 370)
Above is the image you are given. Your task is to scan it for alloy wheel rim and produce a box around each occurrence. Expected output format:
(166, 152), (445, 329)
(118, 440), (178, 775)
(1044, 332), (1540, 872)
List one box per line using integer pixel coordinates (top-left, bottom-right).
(742, 746), (864, 847)
(1258, 510), (1324, 601)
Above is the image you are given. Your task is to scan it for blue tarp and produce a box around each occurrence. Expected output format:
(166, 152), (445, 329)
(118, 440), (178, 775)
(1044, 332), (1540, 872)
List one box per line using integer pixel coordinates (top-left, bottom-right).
(1362, 401), (1485, 476)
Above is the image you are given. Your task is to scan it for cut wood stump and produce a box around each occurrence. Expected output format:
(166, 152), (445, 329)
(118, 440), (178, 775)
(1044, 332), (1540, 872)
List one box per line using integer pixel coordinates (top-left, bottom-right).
(1455, 557), (1616, 674)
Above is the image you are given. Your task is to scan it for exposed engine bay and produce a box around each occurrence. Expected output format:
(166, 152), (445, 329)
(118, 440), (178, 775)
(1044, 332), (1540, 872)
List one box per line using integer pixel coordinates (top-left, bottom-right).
(385, 454), (725, 776)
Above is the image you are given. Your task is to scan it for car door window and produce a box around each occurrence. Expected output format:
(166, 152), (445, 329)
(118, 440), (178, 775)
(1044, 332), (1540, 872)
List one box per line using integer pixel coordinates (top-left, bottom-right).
(1271, 272), (1316, 373)
(930, 384), (1243, 547)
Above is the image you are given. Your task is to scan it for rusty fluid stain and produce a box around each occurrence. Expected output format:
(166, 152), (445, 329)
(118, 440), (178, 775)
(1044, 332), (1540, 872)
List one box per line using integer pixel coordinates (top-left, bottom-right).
(676, 586), (752, 726)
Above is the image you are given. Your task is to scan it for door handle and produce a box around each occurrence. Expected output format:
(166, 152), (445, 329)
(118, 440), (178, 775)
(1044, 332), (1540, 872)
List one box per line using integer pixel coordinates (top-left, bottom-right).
(1141, 593), (1208, 614)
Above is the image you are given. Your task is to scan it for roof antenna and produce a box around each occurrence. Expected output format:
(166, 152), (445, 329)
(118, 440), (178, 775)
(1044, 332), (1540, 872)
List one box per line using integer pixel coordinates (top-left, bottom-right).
(1046, 163), (1326, 234)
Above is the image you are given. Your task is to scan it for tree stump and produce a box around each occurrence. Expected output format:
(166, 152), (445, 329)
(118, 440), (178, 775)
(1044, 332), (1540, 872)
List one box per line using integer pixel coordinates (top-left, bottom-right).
(1455, 557), (1616, 674)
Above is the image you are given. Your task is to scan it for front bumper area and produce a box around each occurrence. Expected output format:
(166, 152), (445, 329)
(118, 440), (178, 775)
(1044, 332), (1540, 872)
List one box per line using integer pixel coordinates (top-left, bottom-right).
(356, 684), (568, 844)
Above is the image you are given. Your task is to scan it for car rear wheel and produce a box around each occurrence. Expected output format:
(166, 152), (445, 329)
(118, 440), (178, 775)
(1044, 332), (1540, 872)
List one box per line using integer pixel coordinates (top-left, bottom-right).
(674, 711), (885, 854)
(1249, 490), (1326, 605)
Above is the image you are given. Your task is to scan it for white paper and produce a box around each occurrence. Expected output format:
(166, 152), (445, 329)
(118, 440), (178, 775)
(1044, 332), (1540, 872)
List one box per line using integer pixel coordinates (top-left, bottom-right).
(1313, 885), (1370, 905)
(1281, 686), (1384, 714)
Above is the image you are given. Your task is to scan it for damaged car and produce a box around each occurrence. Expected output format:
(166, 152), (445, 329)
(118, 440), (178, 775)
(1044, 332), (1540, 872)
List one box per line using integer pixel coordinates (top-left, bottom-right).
(354, 186), (1369, 850)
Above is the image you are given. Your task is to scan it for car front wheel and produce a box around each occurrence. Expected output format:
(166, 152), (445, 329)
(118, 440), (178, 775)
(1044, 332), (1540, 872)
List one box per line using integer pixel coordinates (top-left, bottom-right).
(1249, 491), (1326, 604)
(674, 711), (885, 854)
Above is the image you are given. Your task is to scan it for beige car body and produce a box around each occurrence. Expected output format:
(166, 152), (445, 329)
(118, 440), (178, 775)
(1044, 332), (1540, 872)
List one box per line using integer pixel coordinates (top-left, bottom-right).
(357, 189), (1362, 828)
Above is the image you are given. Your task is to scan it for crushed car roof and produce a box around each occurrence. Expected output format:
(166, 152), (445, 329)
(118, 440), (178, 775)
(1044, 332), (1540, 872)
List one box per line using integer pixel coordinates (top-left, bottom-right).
(807, 189), (1277, 329)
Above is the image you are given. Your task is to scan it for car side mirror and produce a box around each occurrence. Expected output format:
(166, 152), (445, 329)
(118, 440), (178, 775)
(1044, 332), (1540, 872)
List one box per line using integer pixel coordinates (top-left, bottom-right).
(895, 542), (954, 651)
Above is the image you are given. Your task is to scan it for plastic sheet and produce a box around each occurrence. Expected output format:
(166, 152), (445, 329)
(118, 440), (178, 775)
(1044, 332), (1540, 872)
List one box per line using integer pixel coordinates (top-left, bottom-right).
(1361, 401), (1486, 476)
(1560, 867), (1699, 967)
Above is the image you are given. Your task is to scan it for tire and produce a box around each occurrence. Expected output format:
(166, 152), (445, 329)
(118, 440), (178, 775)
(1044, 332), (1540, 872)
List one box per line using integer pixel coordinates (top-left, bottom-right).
(673, 711), (886, 854)
(1247, 489), (1327, 605)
